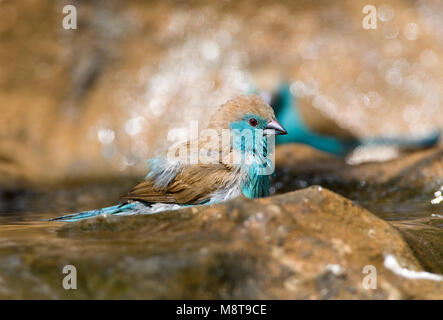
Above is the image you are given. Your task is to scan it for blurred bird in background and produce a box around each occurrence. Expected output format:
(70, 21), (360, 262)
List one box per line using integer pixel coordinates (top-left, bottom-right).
(256, 82), (440, 158)
(51, 95), (287, 221)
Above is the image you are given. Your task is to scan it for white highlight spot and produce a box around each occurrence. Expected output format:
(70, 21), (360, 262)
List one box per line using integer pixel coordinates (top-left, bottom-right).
(384, 254), (443, 281)
(97, 129), (115, 144)
(431, 195), (443, 205)
(201, 41), (220, 61)
(404, 23), (419, 41)
(378, 5), (394, 22)
(385, 68), (403, 86)
(124, 116), (144, 136)
(382, 23), (399, 39)
(347, 146), (399, 165)
(326, 264), (344, 276)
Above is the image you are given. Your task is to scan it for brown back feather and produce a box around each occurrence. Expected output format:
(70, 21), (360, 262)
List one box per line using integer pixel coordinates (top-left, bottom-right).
(121, 94), (271, 205)
(121, 163), (239, 205)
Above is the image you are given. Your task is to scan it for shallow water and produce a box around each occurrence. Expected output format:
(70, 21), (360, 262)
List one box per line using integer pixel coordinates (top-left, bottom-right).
(1, 177), (442, 232)
(0, 177), (442, 299)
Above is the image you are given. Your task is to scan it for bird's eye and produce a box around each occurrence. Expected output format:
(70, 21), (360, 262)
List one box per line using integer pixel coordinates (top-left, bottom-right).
(248, 118), (258, 127)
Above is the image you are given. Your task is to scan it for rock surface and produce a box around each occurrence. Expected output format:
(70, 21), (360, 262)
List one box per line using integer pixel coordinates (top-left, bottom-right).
(274, 144), (443, 275)
(394, 218), (443, 274)
(274, 144), (443, 194)
(1, 187), (442, 299)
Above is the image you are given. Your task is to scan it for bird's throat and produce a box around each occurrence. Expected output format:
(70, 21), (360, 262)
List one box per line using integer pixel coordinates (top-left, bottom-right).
(239, 144), (271, 199)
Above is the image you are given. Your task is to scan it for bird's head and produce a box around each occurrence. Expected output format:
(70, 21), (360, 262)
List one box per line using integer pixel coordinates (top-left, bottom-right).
(208, 94), (287, 153)
(209, 94), (287, 134)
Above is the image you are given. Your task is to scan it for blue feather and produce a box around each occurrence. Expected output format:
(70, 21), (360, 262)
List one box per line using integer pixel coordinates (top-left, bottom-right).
(230, 115), (273, 198)
(48, 203), (139, 222)
(241, 163), (270, 198)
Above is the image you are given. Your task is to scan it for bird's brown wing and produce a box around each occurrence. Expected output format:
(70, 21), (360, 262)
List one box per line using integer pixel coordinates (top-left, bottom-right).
(121, 163), (235, 205)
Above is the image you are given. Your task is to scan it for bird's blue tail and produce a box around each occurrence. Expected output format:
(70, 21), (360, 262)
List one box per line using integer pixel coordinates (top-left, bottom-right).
(48, 202), (139, 222)
(254, 82), (441, 156)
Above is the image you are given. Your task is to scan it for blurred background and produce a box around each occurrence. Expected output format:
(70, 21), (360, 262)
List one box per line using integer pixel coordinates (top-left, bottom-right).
(2, 1), (443, 300)
(0, 0), (442, 186)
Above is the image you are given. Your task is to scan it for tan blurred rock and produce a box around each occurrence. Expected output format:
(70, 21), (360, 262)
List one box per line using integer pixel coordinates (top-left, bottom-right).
(1, 0), (443, 183)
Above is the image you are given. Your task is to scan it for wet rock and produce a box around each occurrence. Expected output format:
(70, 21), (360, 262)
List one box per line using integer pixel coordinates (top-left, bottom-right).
(274, 144), (443, 276)
(0, 187), (441, 299)
(274, 144), (443, 194)
(394, 217), (443, 274)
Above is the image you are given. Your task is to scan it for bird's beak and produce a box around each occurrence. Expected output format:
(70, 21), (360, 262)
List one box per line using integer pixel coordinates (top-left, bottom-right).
(264, 119), (287, 136)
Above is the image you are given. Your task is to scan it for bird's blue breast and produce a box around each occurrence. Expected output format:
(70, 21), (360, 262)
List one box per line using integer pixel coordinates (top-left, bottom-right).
(228, 118), (272, 198)
(241, 161), (270, 198)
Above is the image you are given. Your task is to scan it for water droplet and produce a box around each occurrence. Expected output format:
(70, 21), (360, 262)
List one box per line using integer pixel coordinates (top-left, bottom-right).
(378, 4), (394, 22)
(385, 68), (403, 86)
(393, 58), (409, 73)
(359, 93), (370, 107)
(301, 79), (319, 97)
(383, 23), (399, 39)
(404, 23), (419, 40)
(201, 40), (220, 61)
(290, 81), (306, 97)
(403, 76), (422, 98)
(124, 116), (144, 136)
(367, 91), (382, 108)
(97, 129), (115, 144)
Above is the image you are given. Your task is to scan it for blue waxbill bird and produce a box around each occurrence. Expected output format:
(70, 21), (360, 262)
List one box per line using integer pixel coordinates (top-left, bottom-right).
(269, 82), (440, 157)
(51, 95), (287, 222)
